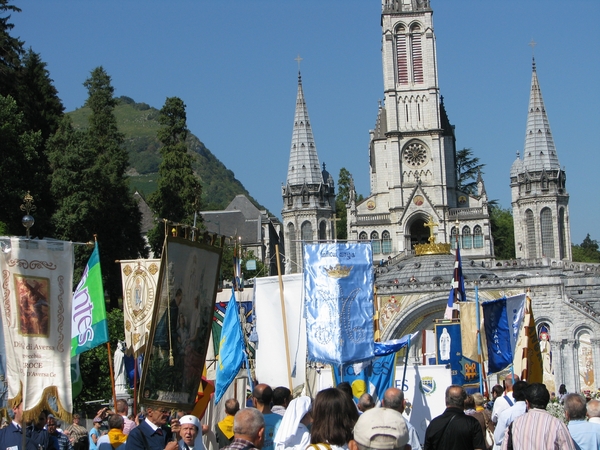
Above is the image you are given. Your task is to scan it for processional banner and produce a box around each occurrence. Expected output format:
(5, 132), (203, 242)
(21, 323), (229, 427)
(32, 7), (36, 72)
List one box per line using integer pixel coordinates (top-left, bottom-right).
(140, 237), (222, 411)
(0, 238), (73, 420)
(254, 274), (305, 391)
(303, 243), (374, 366)
(120, 258), (161, 355)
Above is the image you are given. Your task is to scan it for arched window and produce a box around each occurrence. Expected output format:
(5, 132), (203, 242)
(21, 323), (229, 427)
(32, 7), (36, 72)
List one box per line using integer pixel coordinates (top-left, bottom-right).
(450, 226), (459, 250)
(382, 230), (392, 254)
(540, 208), (554, 257)
(395, 25), (408, 84)
(371, 231), (381, 254)
(359, 231), (368, 240)
(526, 209), (537, 258)
(576, 329), (595, 391)
(462, 226), (472, 249)
(558, 208), (566, 259)
(287, 223), (297, 274)
(319, 221), (327, 241)
(301, 221), (313, 243)
(410, 24), (423, 84)
(473, 225), (483, 248)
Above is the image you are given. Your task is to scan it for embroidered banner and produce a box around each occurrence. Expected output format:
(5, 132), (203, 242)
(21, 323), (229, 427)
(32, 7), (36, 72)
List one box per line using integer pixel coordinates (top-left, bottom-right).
(120, 258), (161, 355)
(303, 243), (374, 365)
(0, 238), (73, 420)
(140, 237), (222, 411)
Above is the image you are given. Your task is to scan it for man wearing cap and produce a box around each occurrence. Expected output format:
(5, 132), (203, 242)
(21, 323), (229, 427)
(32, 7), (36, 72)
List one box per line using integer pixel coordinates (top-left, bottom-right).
(222, 408), (265, 450)
(96, 414), (127, 450)
(382, 388), (421, 450)
(126, 405), (181, 450)
(349, 407), (410, 450)
(423, 385), (484, 450)
(179, 415), (205, 450)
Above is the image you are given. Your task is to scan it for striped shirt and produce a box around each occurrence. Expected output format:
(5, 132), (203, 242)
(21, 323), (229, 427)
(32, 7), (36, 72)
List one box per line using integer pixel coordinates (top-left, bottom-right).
(501, 408), (575, 450)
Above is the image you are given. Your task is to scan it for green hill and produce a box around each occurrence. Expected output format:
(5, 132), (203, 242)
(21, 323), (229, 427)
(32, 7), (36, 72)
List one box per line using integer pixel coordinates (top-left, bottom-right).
(67, 96), (264, 211)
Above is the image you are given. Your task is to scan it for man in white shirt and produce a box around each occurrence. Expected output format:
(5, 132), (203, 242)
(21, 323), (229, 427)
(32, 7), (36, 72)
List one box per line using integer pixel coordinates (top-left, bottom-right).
(382, 387), (422, 450)
(494, 381), (528, 449)
(492, 374), (519, 423)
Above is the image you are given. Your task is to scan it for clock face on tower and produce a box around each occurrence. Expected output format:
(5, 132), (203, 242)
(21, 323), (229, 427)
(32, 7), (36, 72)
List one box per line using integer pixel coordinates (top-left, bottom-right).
(402, 142), (428, 168)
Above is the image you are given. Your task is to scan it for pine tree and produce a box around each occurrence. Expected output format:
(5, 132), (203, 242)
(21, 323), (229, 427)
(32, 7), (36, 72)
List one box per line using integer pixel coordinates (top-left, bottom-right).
(148, 97), (202, 255)
(0, 94), (42, 234)
(50, 67), (146, 307)
(456, 148), (485, 195)
(0, 1), (24, 100)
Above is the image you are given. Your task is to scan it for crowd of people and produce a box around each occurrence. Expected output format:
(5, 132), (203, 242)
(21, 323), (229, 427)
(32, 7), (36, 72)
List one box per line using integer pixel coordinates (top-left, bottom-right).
(2, 380), (600, 450)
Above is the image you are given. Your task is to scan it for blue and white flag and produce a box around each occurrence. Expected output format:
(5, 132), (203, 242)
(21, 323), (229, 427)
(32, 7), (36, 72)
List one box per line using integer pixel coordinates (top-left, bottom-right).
(304, 243), (374, 365)
(444, 245), (465, 319)
(483, 294), (526, 374)
(334, 352), (396, 404)
(215, 288), (247, 404)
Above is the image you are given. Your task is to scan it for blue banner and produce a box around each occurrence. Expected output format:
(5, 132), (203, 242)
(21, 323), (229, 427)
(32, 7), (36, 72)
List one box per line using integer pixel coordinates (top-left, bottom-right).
(483, 294), (526, 374)
(334, 353), (396, 404)
(304, 243), (374, 365)
(215, 288), (247, 404)
(435, 323), (479, 386)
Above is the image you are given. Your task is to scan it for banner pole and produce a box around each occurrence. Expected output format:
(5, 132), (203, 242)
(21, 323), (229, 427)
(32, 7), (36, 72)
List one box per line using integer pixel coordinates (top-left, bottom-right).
(400, 335), (411, 390)
(275, 244), (293, 391)
(107, 342), (117, 411)
(476, 283), (483, 394)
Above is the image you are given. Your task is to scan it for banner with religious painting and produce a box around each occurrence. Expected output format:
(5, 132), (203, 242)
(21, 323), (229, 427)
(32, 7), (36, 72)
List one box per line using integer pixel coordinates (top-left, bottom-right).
(434, 322), (480, 387)
(120, 258), (161, 355)
(140, 237), (222, 411)
(578, 331), (595, 393)
(0, 238), (73, 421)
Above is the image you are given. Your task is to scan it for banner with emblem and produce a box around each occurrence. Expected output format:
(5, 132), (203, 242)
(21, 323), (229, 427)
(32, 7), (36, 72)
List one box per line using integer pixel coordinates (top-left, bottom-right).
(304, 242), (374, 366)
(435, 322), (480, 387)
(120, 258), (161, 355)
(0, 238), (73, 420)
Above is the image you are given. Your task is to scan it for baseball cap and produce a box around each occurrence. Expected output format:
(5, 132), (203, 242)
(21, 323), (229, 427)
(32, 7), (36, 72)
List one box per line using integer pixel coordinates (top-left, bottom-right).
(353, 407), (409, 449)
(179, 415), (200, 429)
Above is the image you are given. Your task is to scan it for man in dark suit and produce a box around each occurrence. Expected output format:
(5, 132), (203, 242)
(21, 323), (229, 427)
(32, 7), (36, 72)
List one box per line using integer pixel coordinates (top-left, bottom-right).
(126, 405), (180, 450)
(0, 400), (49, 450)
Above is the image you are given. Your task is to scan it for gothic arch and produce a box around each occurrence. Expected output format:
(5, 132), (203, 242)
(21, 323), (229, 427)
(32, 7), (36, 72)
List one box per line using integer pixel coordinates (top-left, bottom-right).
(406, 213), (432, 249)
(318, 220), (327, 241)
(301, 220), (313, 242)
(381, 293), (446, 340)
(540, 207), (554, 257)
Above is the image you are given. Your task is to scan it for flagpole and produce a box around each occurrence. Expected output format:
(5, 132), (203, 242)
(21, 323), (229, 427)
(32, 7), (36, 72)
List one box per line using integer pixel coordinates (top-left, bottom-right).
(107, 342), (117, 413)
(400, 335), (411, 390)
(475, 283), (483, 394)
(275, 244), (293, 391)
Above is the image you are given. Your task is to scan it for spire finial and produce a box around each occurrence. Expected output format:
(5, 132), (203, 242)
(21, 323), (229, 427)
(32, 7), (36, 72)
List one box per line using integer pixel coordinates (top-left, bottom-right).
(295, 54), (303, 71)
(529, 39), (537, 70)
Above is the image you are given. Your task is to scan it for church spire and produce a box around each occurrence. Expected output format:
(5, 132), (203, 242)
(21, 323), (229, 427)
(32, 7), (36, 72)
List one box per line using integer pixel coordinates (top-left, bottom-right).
(286, 71), (323, 187)
(521, 57), (560, 172)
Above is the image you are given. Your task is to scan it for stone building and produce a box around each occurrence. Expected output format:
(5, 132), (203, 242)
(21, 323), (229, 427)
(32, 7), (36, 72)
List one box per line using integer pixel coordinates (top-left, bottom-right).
(282, 0), (600, 393)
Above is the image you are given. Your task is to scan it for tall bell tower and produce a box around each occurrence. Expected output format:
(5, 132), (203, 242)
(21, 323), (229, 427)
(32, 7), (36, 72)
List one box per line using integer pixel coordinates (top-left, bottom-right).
(282, 71), (336, 273)
(347, 0), (493, 259)
(511, 58), (571, 260)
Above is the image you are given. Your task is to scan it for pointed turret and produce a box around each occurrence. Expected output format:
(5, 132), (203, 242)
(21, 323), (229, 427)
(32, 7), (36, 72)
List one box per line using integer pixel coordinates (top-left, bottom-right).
(521, 58), (560, 172)
(286, 72), (323, 186)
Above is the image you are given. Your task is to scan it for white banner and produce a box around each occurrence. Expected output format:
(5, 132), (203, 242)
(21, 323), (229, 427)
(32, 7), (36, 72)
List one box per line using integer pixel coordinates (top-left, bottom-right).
(0, 238), (74, 418)
(120, 259), (160, 354)
(254, 274), (306, 391)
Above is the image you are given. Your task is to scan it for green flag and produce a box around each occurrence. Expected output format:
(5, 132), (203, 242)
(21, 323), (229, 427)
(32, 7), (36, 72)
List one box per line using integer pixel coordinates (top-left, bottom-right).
(71, 242), (108, 357)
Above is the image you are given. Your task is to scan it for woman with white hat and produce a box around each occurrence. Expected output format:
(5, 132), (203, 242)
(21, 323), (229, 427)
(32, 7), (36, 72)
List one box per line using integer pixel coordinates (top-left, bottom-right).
(179, 415), (205, 450)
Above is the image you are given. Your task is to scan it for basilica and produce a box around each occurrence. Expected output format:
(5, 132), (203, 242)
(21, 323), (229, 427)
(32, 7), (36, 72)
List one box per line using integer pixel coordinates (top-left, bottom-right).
(280, 0), (600, 394)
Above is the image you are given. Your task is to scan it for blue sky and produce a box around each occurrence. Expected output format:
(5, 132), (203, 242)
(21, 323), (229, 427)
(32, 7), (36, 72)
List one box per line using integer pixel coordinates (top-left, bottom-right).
(11, 1), (600, 245)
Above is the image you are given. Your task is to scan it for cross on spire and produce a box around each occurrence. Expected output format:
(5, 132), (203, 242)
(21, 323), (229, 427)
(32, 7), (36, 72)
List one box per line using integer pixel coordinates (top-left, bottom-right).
(295, 54), (303, 71)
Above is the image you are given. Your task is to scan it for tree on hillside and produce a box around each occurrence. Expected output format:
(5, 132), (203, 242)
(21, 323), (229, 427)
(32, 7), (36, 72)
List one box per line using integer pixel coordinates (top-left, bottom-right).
(489, 205), (515, 259)
(456, 148), (485, 195)
(50, 67), (146, 307)
(572, 234), (600, 263)
(148, 97), (202, 255)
